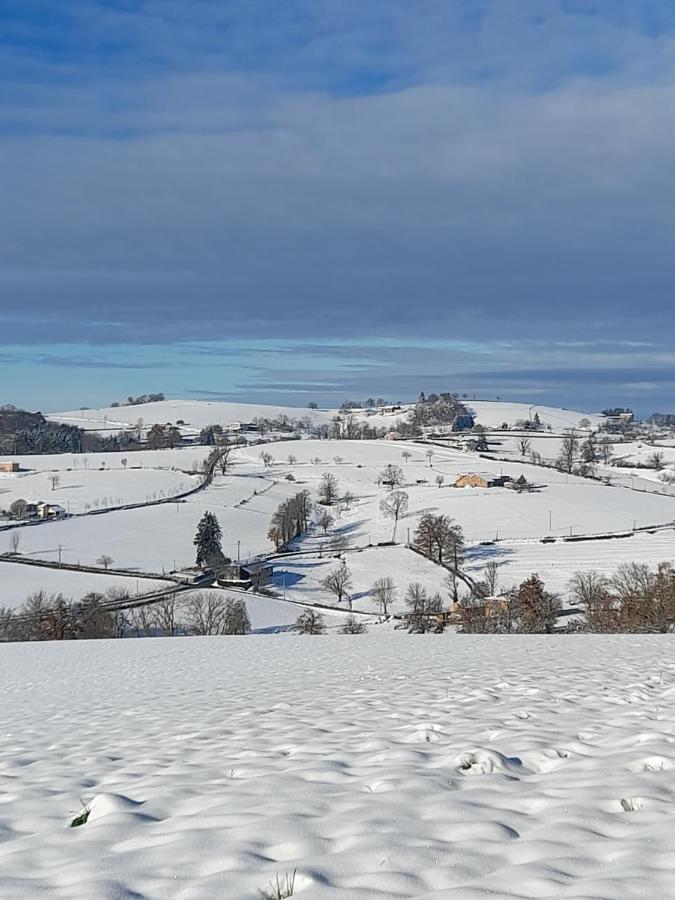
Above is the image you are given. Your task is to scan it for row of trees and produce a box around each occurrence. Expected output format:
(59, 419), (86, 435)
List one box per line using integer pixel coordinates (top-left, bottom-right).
(569, 562), (675, 632)
(110, 393), (166, 407)
(267, 490), (313, 550)
(0, 590), (251, 642)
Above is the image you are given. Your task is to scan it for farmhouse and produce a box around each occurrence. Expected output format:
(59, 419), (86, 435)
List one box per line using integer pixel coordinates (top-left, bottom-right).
(175, 566), (214, 585)
(218, 563), (273, 589)
(0, 461), (19, 473)
(454, 473), (489, 488)
(37, 502), (66, 520)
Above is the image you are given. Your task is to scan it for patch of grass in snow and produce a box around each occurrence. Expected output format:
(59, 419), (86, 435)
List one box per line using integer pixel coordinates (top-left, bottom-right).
(69, 801), (90, 828)
(259, 869), (297, 899)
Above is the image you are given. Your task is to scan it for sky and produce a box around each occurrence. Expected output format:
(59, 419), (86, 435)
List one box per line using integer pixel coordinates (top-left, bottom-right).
(2, 0), (675, 414)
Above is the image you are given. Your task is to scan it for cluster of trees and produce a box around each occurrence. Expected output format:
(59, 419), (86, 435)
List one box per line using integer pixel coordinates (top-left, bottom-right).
(0, 406), (134, 456)
(325, 414), (389, 441)
(553, 430), (614, 475)
(267, 491), (313, 550)
(459, 574), (560, 633)
(145, 423), (183, 450)
(569, 563), (675, 632)
(110, 393), (166, 407)
(513, 413), (543, 431)
(0, 590), (251, 642)
(411, 393), (470, 429)
(648, 413), (675, 426)
(458, 560), (675, 634)
(412, 513), (465, 597)
(338, 398), (396, 410)
(317, 556), (675, 634)
(294, 609), (367, 634)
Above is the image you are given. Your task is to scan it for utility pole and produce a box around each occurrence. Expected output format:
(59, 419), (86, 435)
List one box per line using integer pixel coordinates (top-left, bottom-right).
(237, 540), (241, 562)
(549, 510), (552, 532)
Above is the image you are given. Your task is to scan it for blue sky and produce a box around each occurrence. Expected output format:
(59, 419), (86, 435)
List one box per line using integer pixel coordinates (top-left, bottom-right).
(2, 1), (675, 413)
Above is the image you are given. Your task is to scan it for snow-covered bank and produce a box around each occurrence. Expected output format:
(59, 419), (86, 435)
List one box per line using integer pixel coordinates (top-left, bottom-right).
(1, 635), (674, 898)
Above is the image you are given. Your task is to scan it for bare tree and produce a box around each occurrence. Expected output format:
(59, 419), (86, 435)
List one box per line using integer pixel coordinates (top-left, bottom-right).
(405, 583), (444, 633)
(379, 490), (409, 541)
(484, 560), (500, 596)
(426, 448), (434, 467)
(401, 450), (412, 463)
(287, 454), (297, 466)
(129, 604), (156, 638)
(557, 431), (579, 473)
(321, 560), (353, 605)
(517, 436), (531, 457)
(316, 508), (334, 535)
(599, 436), (613, 465)
(295, 609), (326, 634)
(413, 513), (464, 569)
(647, 451), (666, 470)
(318, 472), (339, 505)
(217, 446), (235, 475)
(0, 606), (17, 642)
(342, 491), (356, 510)
(8, 532), (20, 555)
(153, 593), (181, 636)
(259, 451), (274, 468)
(372, 576), (396, 615)
(96, 554), (114, 570)
(182, 591), (227, 635)
(340, 615), (367, 634)
(50, 474), (60, 491)
(435, 473), (445, 488)
(377, 464), (404, 490)
(224, 597), (251, 634)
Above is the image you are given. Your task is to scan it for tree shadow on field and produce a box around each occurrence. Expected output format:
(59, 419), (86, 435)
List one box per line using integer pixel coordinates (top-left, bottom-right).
(465, 544), (515, 565)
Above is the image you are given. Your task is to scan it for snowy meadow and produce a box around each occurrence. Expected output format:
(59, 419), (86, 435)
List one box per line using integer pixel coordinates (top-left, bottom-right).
(1, 635), (675, 899)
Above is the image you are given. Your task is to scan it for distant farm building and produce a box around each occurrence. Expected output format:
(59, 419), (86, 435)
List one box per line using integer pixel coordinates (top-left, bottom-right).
(175, 566), (214, 585)
(454, 474), (489, 488)
(37, 502), (66, 520)
(218, 563), (273, 589)
(0, 461), (19, 473)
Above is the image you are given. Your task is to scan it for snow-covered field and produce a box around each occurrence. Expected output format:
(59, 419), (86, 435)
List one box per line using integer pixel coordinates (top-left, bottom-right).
(0, 562), (171, 610)
(464, 528), (675, 596)
(0, 466), (200, 515)
(1, 635), (675, 899)
(465, 401), (603, 430)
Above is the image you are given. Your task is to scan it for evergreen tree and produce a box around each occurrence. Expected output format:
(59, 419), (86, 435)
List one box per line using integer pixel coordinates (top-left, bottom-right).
(194, 511), (224, 567)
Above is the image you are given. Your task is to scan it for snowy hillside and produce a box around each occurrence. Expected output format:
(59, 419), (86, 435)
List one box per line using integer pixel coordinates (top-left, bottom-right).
(3, 437), (674, 614)
(467, 400), (603, 430)
(1, 635), (675, 899)
(49, 399), (336, 435)
(48, 398), (604, 437)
